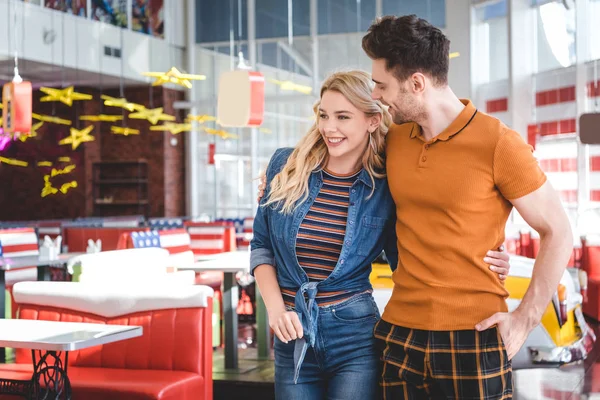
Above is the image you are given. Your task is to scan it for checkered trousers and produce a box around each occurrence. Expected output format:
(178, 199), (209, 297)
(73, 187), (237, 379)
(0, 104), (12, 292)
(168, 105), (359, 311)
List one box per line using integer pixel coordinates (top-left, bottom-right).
(374, 319), (513, 399)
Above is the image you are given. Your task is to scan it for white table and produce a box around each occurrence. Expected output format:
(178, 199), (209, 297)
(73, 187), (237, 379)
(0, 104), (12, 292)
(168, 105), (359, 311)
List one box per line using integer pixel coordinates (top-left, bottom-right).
(0, 319), (142, 399)
(0, 253), (83, 271)
(0, 252), (84, 364)
(180, 251), (262, 371)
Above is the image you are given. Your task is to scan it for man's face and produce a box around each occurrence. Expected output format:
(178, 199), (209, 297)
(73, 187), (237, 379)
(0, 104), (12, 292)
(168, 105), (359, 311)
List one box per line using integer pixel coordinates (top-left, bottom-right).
(370, 58), (423, 125)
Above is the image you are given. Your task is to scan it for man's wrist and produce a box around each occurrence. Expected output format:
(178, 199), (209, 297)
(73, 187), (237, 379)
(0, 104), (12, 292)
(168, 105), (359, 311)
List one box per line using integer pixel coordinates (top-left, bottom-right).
(514, 305), (542, 330)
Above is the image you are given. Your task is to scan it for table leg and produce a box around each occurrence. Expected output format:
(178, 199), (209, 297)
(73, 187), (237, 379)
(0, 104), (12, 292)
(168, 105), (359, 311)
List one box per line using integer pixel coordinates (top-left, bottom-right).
(256, 287), (271, 359)
(222, 272), (239, 370)
(37, 266), (51, 282)
(31, 350), (71, 400)
(0, 270), (5, 364)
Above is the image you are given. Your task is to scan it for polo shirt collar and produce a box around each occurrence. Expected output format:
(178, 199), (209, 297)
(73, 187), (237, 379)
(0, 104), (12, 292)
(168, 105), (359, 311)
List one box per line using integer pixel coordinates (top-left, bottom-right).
(409, 99), (477, 142)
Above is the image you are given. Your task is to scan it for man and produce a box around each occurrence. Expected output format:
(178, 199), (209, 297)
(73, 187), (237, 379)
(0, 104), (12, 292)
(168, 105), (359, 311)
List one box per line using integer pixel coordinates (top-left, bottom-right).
(361, 15), (573, 399)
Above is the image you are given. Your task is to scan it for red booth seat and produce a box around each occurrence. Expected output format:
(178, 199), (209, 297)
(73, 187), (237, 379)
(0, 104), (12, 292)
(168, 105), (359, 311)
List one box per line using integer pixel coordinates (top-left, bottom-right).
(0, 282), (214, 400)
(63, 227), (149, 253)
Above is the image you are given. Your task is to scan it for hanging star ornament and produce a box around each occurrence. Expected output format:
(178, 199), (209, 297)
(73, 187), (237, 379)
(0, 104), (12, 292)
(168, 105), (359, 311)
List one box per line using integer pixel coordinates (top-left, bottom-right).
(111, 126), (140, 136)
(80, 114), (124, 122)
(186, 114), (217, 124)
(59, 125), (95, 150)
(0, 156), (28, 167)
(40, 86), (93, 106)
(18, 121), (44, 142)
(129, 107), (175, 125)
(50, 165), (76, 177)
(41, 176), (58, 197)
(268, 79), (313, 95)
(204, 127), (238, 140)
(150, 122), (194, 135)
(142, 67), (206, 89)
(32, 113), (72, 126)
(100, 95), (145, 112)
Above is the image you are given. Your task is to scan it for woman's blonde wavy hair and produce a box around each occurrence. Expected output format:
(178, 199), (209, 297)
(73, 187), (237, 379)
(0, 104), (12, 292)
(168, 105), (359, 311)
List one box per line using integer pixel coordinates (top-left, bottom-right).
(264, 70), (392, 214)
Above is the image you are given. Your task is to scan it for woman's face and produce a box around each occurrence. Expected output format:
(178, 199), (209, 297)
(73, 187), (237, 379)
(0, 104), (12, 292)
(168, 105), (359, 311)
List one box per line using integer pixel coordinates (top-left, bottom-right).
(318, 90), (377, 165)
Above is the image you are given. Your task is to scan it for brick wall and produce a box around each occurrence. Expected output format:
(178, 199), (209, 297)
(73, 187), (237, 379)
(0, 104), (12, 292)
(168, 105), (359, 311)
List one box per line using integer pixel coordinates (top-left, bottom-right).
(0, 85), (186, 221)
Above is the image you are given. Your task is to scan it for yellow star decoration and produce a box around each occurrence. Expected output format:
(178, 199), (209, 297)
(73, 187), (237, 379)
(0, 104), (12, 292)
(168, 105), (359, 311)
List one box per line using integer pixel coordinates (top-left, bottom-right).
(100, 95), (145, 112)
(17, 121), (44, 142)
(111, 126), (140, 136)
(204, 127), (238, 140)
(41, 176), (58, 197)
(32, 113), (72, 126)
(80, 114), (124, 122)
(150, 122), (193, 135)
(268, 79), (313, 95)
(59, 181), (77, 194)
(41, 165), (78, 198)
(59, 125), (95, 150)
(186, 114), (217, 124)
(40, 86), (93, 106)
(129, 107), (175, 125)
(0, 157), (28, 167)
(142, 67), (206, 89)
(50, 165), (76, 177)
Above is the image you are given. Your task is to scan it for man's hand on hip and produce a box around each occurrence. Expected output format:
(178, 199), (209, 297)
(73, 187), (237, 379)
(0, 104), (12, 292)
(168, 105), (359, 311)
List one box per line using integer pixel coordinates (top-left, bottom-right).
(475, 311), (535, 360)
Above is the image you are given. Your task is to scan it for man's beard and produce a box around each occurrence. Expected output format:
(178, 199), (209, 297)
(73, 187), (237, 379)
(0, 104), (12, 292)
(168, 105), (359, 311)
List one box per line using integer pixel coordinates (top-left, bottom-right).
(392, 113), (410, 125)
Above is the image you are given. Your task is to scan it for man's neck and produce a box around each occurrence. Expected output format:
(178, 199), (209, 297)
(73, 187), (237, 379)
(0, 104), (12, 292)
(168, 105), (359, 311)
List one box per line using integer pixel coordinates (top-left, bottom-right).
(418, 88), (465, 142)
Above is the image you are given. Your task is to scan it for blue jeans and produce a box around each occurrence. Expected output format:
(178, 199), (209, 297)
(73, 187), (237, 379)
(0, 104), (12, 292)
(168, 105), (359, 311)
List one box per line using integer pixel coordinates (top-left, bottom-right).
(274, 293), (381, 400)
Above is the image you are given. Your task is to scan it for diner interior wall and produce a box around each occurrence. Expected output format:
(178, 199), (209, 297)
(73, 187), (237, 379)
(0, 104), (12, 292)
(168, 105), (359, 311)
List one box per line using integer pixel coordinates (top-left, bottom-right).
(0, 86), (186, 222)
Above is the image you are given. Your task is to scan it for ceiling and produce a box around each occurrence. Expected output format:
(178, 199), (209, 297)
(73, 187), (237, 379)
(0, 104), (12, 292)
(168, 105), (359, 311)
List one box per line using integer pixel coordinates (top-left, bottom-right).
(0, 59), (141, 89)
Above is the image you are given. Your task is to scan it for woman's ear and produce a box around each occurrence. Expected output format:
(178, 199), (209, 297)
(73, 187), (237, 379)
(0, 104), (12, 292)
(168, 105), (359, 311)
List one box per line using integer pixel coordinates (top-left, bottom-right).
(369, 114), (382, 133)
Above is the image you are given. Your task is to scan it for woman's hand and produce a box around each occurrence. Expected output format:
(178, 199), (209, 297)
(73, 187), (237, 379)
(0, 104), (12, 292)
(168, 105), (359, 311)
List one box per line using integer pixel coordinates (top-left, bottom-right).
(257, 173), (267, 203)
(270, 308), (303, 343)
(485, 246), (511, 280)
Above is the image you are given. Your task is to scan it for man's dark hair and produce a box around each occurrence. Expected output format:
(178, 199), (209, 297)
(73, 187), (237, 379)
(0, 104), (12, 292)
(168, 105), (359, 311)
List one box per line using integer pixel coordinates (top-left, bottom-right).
(362, 15), (450, 86)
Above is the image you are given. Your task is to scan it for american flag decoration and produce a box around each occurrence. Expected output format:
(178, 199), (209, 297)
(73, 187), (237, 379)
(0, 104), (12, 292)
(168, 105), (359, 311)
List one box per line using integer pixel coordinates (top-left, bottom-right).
(157, 229), (192, 255)
(0, 227), (39, 257)
(131, 231), (161, 249)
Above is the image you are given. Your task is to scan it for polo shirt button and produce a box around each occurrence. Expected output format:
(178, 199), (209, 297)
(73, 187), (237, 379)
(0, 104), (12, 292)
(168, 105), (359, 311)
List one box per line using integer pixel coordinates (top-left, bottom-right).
(422, 156), (427, 162)
(340, 259), (344, 264)
(424, 144), (429, 150)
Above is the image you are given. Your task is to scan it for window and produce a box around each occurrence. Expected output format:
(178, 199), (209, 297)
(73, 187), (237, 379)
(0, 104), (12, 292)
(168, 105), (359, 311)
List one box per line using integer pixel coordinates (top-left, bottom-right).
(319, 0), (376, 35)
(536, 1), (575, 71)
(472, 2), (509, 83)
(383, 0), (445, 28)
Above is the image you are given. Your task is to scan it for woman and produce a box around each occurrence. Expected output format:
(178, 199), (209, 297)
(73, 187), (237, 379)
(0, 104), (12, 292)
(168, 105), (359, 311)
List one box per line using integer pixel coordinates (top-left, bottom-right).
(250, 71), (510, 399)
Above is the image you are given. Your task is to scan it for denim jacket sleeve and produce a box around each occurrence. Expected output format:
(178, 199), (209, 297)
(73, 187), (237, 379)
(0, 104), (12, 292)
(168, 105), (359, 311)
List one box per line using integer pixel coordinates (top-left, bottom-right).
(250, 147), (294, 275)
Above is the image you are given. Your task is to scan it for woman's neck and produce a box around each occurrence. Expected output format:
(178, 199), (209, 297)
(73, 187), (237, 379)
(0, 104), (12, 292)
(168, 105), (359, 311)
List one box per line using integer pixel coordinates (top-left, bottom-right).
(325, 155), (362, 176)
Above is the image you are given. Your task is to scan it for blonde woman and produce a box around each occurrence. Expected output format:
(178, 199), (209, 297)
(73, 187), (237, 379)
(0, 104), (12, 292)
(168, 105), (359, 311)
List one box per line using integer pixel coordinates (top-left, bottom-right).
(250, 71), (510, 399)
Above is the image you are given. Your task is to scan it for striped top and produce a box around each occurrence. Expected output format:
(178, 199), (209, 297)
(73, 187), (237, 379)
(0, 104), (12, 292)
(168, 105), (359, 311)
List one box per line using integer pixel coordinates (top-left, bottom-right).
(282, 168), (367, 308)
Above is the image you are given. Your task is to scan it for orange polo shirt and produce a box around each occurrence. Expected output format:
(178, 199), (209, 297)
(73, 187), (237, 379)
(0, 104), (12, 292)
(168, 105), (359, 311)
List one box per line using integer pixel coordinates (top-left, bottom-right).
(383, 99), (547, 331)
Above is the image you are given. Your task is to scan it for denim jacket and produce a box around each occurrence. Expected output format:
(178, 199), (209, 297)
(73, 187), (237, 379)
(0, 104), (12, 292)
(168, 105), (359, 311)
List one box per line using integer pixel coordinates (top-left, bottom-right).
(250, 147), (398, 383)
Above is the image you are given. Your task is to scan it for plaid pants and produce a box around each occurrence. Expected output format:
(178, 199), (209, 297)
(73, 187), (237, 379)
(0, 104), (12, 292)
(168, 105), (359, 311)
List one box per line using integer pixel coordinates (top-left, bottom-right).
(374, 319), (512, 399)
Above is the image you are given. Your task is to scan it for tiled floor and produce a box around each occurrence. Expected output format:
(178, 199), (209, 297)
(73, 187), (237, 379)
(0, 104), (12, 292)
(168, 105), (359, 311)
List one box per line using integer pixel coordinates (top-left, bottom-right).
(214, 322), (600, 399)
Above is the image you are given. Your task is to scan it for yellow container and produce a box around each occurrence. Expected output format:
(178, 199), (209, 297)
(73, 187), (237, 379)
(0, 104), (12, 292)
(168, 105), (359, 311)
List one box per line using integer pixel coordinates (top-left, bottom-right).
(370, 262), (394, 289)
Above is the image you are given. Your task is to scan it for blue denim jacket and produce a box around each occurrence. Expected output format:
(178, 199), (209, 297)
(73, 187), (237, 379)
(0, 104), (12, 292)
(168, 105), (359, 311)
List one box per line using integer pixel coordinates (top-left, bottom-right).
(250, 147), (398, 383)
